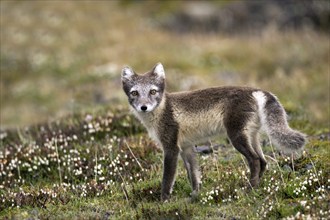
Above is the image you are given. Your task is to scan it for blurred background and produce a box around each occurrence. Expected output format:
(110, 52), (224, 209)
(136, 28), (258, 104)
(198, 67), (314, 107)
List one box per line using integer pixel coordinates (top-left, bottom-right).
(1, 0), (329, 129)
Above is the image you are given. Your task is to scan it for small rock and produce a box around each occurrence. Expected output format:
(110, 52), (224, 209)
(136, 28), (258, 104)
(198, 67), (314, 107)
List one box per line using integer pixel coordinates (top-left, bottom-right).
(282, 164), (293, 172)
(195, 144), (224, 154)
(195, 145), (213, 154)
(305, 163), (313, 171)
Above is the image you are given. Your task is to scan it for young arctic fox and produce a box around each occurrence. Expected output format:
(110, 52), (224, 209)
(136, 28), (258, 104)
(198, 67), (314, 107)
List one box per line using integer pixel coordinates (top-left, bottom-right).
(121, 63), (306, 201)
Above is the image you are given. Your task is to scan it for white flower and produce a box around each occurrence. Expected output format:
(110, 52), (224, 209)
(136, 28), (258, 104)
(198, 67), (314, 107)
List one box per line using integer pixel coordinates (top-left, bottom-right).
(85, 114), (93, 122)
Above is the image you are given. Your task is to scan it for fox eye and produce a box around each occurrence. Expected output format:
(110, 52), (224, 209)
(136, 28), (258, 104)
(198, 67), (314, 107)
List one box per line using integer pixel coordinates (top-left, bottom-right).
(150, 89), (157, 95)
(130, 91), (138, 96)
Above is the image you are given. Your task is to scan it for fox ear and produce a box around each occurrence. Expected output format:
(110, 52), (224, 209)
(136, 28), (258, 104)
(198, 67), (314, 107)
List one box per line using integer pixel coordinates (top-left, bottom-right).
(121, 66), (135, 81)
(152, 62), (165, 79)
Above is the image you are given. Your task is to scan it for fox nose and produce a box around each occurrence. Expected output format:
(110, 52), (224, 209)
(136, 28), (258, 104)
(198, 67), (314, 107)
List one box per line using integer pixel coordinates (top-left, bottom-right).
(141, 105), (148, 111)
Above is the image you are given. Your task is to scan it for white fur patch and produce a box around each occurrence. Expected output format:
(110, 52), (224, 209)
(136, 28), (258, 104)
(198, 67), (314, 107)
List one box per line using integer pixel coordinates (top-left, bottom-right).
(122, 67), (134, 79)
(154, 63), (165, 79)
(131, 97), (166, 148)
(252, 91), (267, 128)
(150, 85), (159, 91)
(130, 106), (160, 146)
(129, 86), (137, 93)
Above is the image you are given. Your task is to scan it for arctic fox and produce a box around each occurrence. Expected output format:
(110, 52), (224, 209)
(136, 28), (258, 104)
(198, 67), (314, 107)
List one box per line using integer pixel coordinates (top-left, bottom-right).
(121, 63), (306, 201)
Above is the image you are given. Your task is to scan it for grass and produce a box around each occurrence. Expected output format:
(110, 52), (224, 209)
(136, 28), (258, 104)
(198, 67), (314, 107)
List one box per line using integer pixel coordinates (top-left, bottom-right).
(1, 1), (329, 219)
(0, 107), (329, 219)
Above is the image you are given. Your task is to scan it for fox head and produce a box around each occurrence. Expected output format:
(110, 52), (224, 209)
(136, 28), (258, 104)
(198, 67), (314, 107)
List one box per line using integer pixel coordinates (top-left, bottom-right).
(121, 63), (165, 113)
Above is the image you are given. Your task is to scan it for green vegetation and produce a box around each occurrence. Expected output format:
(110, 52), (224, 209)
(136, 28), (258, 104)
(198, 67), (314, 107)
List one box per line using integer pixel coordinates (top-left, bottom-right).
(0, 107), (329, 219)
(1, 1), (329, 219)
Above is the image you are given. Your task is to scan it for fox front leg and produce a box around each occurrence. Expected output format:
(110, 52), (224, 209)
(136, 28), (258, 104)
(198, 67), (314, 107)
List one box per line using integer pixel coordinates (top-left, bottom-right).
(161, 148), (179, 201)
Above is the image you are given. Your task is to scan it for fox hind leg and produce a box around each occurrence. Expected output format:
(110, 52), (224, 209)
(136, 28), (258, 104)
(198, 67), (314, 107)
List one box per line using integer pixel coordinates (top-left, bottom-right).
(227, 131), (261, 187)
(251, 132), (267, 178)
